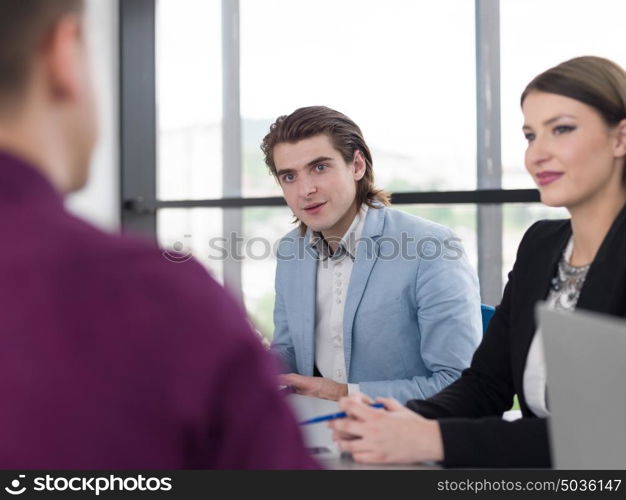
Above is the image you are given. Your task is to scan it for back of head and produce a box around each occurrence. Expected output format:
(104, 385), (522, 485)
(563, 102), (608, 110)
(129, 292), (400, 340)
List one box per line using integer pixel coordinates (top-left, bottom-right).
(261, 106), (390, 220)
(0, 0), (97, 194)
(0, 0), (84, 115)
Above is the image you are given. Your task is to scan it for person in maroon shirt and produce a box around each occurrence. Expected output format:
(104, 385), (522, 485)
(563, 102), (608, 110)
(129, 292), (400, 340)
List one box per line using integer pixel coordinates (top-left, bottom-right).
(0, 0), (317, 469)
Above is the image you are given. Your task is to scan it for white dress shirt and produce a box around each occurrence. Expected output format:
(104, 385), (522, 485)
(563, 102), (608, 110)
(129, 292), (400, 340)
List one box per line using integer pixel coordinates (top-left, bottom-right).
(523, 237), (588, 417)
(313, 205), (368, 395)
(523, 331), (550, 418)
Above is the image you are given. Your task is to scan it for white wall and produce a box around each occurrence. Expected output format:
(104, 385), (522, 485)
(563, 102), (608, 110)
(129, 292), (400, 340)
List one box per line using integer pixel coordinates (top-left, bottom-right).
(66, 0), (120, 231)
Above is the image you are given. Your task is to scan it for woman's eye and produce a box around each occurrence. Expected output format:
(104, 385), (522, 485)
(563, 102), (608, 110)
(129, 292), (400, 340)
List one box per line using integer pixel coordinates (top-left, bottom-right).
(554, 125), (576, 135)
(282, 174), (294, 183)
(524, 132), (535, 142)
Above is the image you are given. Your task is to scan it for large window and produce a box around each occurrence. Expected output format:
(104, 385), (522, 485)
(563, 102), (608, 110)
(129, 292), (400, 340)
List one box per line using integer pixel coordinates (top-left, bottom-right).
(156, 0), (223, 201)
(240, 0), (476, 197)
(121, 0), (610, 340)
(500, 0), (626, 189)
(157, 208), (224, 280)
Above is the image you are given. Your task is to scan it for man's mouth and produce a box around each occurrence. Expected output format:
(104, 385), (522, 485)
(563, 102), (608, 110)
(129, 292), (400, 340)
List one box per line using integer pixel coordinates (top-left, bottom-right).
(303, 202), (326, 214)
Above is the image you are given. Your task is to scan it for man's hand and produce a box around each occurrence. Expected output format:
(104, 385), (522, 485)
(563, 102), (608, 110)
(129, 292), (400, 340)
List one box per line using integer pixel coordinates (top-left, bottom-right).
(328, 395), (444, 464)
(280, 373), (348, 401)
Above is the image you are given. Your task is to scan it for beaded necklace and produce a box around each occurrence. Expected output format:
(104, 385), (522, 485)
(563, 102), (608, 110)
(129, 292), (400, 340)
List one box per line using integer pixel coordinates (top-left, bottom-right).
(549, 237), (590, 310)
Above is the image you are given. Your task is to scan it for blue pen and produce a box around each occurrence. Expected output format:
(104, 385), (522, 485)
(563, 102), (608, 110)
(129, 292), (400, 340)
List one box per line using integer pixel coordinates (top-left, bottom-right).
(299, 402), (385, 425)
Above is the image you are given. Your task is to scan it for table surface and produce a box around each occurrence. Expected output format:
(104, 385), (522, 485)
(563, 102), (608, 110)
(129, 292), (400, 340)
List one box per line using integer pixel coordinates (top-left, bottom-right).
(285, 393), (441, 470)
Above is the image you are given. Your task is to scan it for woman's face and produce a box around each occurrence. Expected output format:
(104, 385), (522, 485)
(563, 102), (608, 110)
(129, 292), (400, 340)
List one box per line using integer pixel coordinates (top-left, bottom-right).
(522, 91), (625, 210)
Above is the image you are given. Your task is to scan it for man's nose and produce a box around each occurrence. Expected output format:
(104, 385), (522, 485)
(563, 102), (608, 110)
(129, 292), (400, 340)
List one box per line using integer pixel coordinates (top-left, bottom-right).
(298, 176), (317, 198)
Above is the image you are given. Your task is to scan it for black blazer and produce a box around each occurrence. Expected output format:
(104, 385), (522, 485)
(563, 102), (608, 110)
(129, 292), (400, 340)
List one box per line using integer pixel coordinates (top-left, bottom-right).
(407, 204), (626, 467)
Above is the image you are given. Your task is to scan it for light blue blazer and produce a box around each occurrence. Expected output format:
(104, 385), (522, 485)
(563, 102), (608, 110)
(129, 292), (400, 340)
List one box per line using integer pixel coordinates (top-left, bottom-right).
(271, 205), (482, 403)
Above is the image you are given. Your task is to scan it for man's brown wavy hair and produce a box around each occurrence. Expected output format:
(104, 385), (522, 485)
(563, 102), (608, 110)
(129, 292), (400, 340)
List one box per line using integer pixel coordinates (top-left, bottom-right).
(261, 106), (390, 233)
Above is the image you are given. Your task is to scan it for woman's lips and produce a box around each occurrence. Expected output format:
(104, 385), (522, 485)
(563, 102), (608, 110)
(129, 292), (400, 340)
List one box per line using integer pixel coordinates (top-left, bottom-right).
(536, 172), (564, 186)
(303, 202), (326, 215)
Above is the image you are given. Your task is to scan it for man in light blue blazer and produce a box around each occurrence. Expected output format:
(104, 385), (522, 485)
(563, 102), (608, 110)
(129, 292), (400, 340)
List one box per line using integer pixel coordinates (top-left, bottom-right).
(261, 106), (481, 404)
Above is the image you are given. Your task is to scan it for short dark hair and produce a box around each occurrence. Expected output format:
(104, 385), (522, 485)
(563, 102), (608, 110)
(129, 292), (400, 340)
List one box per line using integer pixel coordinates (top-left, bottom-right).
(0, 0), (84, 112)
(261, 106), (390, 232)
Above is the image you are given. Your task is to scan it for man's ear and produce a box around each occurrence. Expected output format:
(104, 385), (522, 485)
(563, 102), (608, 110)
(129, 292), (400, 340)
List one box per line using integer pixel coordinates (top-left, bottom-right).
(353, 150), (366, 181)
(42, 14), (83, 102)
(613, 118), (626, 158)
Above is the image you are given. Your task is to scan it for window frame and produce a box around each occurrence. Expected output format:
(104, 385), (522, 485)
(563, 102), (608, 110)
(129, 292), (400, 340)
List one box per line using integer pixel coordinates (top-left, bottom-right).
(119, 0), (539, 305)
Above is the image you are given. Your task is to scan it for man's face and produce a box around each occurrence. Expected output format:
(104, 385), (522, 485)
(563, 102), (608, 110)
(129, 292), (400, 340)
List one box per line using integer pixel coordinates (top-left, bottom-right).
(273, 134), (366, 240)
(66, 16), (98, 192)
(43, 11), (98, 193)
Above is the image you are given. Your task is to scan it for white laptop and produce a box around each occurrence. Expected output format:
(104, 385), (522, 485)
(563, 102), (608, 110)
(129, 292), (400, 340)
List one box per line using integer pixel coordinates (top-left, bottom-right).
(538, 305), (626, 469)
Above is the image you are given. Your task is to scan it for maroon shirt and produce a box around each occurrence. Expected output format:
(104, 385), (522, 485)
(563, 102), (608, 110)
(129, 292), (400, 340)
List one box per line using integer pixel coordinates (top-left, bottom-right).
(0, 151), (318, 469)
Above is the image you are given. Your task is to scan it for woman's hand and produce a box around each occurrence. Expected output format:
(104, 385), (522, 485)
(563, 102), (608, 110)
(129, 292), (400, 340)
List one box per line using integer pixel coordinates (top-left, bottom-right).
(328, 395), (444, 464)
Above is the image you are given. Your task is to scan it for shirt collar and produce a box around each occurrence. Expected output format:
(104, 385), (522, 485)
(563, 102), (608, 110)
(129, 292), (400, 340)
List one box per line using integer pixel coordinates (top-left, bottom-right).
(0, 149), (64, 209)
(310, 204), (369, 261)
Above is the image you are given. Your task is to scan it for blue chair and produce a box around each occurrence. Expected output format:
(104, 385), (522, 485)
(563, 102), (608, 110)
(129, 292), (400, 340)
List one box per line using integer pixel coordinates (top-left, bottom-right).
(480, 304), (496, 335)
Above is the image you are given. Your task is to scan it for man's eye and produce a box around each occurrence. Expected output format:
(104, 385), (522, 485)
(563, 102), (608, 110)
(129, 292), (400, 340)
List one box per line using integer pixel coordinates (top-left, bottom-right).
(282, 174), (294, 183)
(315, 164), (327, 172)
